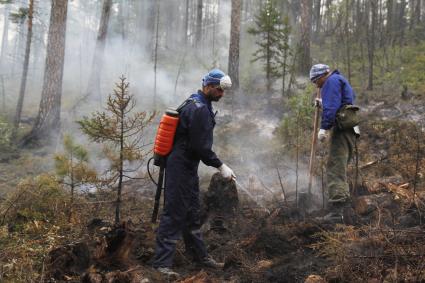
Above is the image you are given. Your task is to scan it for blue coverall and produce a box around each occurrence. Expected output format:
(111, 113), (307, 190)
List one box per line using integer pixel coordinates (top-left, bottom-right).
(152, 91), (223, 268)
(321, 70), (356, 130)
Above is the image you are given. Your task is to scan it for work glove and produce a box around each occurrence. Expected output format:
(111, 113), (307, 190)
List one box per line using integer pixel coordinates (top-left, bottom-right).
(218, 163), (236, 180)
(314, 98), (322, 107)
(318, 129), (330, 142)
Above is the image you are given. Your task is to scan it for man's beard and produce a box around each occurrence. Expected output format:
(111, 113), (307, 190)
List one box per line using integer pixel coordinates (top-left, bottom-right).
(206, 89), (221, 101)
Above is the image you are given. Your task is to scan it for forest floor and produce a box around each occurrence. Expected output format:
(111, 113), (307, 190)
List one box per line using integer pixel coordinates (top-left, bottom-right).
(1, 91), (425, 282)
(45, 171), (425, 283)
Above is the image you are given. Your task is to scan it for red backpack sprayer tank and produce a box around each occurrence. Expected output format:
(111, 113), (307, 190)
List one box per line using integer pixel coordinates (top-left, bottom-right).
(148, 98), (195, 223)
(149, 109), (179, 223)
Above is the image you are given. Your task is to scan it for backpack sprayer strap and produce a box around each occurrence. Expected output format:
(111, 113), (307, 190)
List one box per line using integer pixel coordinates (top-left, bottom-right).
(176, 98), (197, 113)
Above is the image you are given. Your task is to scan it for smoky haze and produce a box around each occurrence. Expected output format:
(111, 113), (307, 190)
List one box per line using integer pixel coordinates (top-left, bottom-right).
(0, 1), (321, 210)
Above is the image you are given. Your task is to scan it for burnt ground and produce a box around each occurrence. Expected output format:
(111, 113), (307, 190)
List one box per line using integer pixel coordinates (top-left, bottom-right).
(19, 95), (425, 282)
(45, 174), (333, 283)
(45, 172), (425, 282)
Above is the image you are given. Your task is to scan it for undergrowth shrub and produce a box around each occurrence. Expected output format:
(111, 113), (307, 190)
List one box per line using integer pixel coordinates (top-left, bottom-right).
(0, 174), (73, 282)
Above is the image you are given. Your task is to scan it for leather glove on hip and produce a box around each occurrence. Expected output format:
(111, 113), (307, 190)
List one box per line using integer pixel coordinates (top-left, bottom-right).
(219, 164), (236, 180)
(318, 129), (330, 142)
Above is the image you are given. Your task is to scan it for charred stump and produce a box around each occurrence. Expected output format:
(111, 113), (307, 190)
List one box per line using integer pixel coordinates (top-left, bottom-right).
(202, 173), (238, 233)
(47, 242), (90, 280)
(92, 221), (141, 269)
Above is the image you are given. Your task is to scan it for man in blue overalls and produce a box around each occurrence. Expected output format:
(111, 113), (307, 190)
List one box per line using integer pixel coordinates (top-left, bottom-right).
(153, 69), (235, 278)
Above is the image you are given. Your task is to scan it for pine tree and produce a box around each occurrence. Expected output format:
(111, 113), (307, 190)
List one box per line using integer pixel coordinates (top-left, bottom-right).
(86, 0), (112, 104)
(78, 76), (155, 224)
(13, 0), (34, 140)
(228, 0), (242, 91)
(20, 0), (68, 146)
(248, 0), (286, 97)
(0, 0), (13, 71)
(54, 134), (97, 222)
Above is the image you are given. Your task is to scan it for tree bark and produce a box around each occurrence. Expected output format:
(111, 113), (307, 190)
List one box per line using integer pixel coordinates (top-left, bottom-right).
(324, 0), (332, 33)
(386, 0), (394, 44)
(367, 0), (377, 90)
(313, 0), (321, 41)
(153, 0), (160, 108)
(228, 0), (241, 91)
(13, 0), (34, 139)
(195, 0), (203, 45)
(184, 0), (189, 46)
(86, 0), (112, 103)
(299, 0), (312, 74)
(118, 0), (127, 41)
(344, 0), (352, 81)
(397, 0), (407, 45)
(20, 0), (68, 146)
(0, 3), (10, 70)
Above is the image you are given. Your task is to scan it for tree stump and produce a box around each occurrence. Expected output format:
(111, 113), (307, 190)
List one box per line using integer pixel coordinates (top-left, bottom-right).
(202, 173), (238, 233)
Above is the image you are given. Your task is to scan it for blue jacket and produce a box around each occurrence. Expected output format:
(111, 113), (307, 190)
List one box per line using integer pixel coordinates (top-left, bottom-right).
(171, 90), (222, 168)
(321, 70), (356, 130)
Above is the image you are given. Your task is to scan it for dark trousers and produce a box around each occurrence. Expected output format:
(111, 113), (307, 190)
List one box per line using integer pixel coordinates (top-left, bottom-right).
(152, 160), (208, 268)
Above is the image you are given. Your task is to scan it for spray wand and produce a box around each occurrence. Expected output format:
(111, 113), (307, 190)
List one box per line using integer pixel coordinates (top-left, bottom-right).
(234, 179), (271, 215)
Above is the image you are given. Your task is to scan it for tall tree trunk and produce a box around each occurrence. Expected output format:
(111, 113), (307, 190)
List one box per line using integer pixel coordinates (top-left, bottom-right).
(118, 0), (127, 41)
(153, 0), (160, 108)
(415, 0), (421, 24)
(282, 48), (288, 97)
(313, 0), (321, 41)
(164, 0), (176, 49)
(135, 0), (145, 51)
(266, 31), (272, 95)
(299, 0), (312, 74)
(13, 0), (34, 139)
(0, 3), (10, 70)
(195, 0), (203, 46)
(212, 0), (220, 65)
(228, 0), (241, 91)
(86, 0), (112, 104)
(367, 0), (377, 90)
(409, 0), (416, 30)
(21, 0), (68, 146)
(345, 0), (352, 81)
(411, 0), (421, 33)
(324, 0), (332, 33)
(12, 22), (25, 76)
(378, 0), (384, 47)
(184, 0), (189, 46)
(397, 0), (407, 45)
(386, 0), (394, 44)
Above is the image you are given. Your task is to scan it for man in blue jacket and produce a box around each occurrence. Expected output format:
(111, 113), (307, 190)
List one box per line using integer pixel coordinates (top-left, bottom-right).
(310, 64), (358, 218)
(153, 69), (235, 278)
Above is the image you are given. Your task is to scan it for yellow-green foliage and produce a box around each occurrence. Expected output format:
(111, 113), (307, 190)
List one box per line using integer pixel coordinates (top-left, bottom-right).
(399, 42), (425, 94)
(0, 174), (71, 282)
(0, 116), (15, 155)
(275, 85), (315, 157)
(1, 174), (68, 230)
(54, 134), (97, 186)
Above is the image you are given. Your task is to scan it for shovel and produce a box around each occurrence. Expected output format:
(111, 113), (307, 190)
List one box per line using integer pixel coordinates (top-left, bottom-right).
(308, 88), (321, 195)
